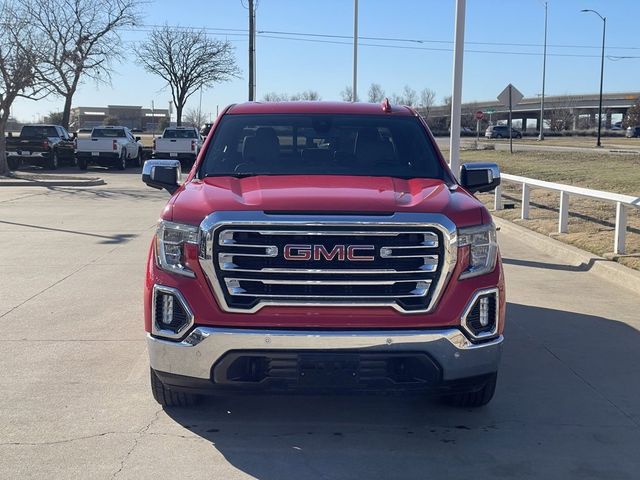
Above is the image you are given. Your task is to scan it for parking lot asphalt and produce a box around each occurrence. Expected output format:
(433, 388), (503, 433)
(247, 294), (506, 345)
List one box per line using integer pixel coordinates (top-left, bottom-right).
(1, 168), (639, 479)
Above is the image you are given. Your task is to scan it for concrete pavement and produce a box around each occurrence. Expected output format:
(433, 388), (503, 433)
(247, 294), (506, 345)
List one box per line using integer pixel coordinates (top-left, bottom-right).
(1, 169), (639, 479)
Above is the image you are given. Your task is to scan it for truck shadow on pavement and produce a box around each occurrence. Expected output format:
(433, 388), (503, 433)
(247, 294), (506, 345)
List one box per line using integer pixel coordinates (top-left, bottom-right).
(0, 219), (138, 244)
(160, 302), (640, 479)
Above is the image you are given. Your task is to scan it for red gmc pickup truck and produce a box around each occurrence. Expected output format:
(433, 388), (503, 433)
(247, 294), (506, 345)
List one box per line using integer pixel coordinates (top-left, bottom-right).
(142, 101), (505, 408)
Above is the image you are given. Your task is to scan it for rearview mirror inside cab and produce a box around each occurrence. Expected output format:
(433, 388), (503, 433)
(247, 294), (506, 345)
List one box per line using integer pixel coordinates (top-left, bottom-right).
(460, 162), (501, 194)
(142, 159), (181, 194)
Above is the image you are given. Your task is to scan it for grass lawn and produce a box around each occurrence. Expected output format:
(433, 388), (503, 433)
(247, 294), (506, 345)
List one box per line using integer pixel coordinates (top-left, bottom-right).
(455, 149), (640, 271)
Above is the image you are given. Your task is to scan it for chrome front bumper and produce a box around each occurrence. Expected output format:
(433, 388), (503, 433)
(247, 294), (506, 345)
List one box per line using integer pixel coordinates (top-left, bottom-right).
(147, 327), (503, 382)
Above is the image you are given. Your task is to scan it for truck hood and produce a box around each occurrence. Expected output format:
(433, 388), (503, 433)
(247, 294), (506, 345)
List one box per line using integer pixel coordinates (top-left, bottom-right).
(167, 175), (487, 227)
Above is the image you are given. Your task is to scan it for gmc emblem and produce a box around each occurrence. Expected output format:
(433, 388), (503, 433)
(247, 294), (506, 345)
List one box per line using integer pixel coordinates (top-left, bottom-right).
(283, 244), (375, 261)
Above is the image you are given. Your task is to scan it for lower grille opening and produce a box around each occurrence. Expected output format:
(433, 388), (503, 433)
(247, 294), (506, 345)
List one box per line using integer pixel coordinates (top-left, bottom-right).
(213, 351), (441, 390)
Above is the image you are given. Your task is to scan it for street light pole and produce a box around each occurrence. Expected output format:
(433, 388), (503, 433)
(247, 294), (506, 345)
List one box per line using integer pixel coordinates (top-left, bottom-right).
(448, 0), (466, 179)
(352, 0), (358, 102)
(538, 1), (548, 141)
(581, 9), (606, 147)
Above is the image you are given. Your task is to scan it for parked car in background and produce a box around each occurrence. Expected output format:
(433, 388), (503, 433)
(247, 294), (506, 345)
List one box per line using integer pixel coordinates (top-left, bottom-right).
(6, 124), (75, 170)
(75, 126), (143, 170)
(485, 125), (522, 139)
(625, 126), (640, 138)
(153, 126), (202, 167)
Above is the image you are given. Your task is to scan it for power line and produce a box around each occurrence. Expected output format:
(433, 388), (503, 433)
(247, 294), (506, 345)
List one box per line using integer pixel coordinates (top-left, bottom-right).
(127, 23), (640, 52)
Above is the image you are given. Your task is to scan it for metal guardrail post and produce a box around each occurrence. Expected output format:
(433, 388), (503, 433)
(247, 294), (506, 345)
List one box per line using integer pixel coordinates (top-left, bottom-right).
(494, 185), (503, 211)
(521, 183), (530, 219)
(559, 191), (569, 233)
(614, 202), (627, 254)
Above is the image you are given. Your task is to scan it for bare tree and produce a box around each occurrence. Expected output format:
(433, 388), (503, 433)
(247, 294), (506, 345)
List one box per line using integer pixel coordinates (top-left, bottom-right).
(0, 1), (47, 175)
(183, 108), (207, 128)
(547, 96), (575, 132)
(22, 0), (140, 130)
(45, 111), (64, 125)
(340, 85), (358, 102)
(103, 115), (119, 126)
(390, 92), (402, 105)
(137, 25), (240, 126)
(290, 90), (321, 101)
(262, 92), (289, 102)
(401, 85), (418, 106)
(368, 83), (385, 103)
(419, 88), (436, 118)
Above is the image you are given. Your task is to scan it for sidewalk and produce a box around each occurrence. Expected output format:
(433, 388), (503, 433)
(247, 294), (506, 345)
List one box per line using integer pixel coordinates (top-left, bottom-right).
(0, 172), (104, 187)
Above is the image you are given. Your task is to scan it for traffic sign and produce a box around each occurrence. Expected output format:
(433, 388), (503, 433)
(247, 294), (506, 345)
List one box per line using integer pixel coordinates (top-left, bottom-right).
(475, 111), (484, 120)
(485, 109), (495, 114)
(497, 84), (524, 107)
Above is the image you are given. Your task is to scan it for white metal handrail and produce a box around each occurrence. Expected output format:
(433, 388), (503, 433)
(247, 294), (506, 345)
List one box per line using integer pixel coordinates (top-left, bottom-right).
(494, 173), (640, 254)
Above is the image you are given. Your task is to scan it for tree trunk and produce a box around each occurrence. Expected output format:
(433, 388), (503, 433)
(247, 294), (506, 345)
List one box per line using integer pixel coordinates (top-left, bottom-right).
(176, 104), (183, 127)
(0, 122), (8, 177)
(61, 92), (75, 130)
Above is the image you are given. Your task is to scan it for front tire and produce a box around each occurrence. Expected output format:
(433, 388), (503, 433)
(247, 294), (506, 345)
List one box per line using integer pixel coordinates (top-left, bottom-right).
(48, 151), (59, 170)
(441, 373), (497, 408)
(117, 151), (126, 170)
(8, 157), (20, 171)
(150, 368), (202, 408)
(77, 156), (88, 170)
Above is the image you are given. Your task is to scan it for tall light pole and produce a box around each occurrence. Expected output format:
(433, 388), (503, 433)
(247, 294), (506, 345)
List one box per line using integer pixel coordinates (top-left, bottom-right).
(448, 0), (466, 179)
(538, 2), (548, 141)
(581, 9), (606, 147)
(352, 0), (358, 102)
(248, 0), (256, 101)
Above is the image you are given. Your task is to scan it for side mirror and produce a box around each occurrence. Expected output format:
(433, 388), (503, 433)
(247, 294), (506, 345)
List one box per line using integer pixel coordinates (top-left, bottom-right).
(142, 159), (181, 194)
(70, 132), (77, 139)
(460, 162), (501, 194)
(135, 136), (141, 141)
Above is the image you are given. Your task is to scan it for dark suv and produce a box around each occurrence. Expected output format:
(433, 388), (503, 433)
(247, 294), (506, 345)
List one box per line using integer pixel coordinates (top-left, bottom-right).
(485, 125), (522, 139)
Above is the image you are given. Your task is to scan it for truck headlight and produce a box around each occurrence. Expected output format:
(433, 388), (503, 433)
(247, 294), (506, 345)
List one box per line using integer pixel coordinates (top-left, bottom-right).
(458, 223), (498, 279)
(155, 221), (199, 277)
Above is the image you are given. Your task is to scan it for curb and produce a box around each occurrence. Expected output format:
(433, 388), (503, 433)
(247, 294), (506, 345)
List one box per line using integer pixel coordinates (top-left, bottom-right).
(494, 216), (640, 297)
(0, 178), (105, 187)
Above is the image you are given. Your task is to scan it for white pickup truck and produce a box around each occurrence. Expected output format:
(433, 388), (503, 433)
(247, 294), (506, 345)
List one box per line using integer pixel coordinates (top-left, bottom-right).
(75, 126), (143, 170)
(152, 127), (202, 167)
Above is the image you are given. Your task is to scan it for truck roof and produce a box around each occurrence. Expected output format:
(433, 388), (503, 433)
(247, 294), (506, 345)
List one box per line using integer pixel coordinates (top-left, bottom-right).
(227, 101), (415, 116)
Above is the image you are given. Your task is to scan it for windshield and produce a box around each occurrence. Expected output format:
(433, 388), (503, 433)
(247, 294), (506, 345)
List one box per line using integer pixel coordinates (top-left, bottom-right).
(92, 128), (126, 138)
(199, 114), (445, 179)
(163, 129), (197, 139)
(21, 126), (58, 138)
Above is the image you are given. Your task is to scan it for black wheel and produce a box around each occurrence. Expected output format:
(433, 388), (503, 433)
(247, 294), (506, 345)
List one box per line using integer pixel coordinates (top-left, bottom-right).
(48, 151), (59, 170)
(134, 149), (142, 168)
(495, 134), (503, 139)
(77, 156), (88, 170)
(441, 373), (497, 408)
(150, 368), (202, 408)
(117, 151), (126, 170)
(8, 157), (20, 171)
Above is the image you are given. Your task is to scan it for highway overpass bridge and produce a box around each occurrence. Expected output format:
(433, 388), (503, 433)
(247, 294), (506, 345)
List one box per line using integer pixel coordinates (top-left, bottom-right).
(419, 91), (640, 131)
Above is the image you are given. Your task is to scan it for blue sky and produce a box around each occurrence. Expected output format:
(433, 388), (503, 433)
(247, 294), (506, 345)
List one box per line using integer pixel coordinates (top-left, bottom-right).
(12, 0), (640, 122)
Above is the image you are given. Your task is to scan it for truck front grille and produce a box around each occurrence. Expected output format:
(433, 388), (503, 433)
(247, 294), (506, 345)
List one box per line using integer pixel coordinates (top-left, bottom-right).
(199, 217), (455, 314)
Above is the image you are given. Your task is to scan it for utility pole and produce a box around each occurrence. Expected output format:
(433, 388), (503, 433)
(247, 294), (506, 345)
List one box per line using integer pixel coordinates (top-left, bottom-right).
(352, 0), (358, 102)
(448, 0), (466, 179)
(248, 0), (256, 101)
(538, 1), (548, 141)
